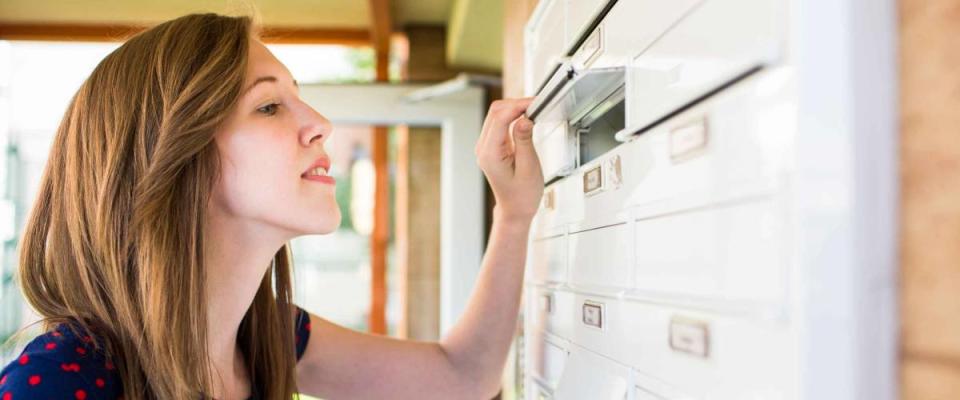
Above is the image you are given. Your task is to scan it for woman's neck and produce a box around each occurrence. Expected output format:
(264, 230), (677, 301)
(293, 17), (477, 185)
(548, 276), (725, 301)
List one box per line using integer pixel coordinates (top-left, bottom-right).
(204, 205), (292, 399)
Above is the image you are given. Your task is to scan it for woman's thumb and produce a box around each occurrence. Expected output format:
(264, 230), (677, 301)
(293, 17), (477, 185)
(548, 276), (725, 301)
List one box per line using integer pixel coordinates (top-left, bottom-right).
(513, 117), (540, 177)
(513, 118), (534, 144)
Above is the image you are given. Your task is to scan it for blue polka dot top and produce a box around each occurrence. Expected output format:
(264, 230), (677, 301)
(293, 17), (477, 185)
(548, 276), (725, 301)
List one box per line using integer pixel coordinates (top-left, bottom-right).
(0, 305), (312, 400)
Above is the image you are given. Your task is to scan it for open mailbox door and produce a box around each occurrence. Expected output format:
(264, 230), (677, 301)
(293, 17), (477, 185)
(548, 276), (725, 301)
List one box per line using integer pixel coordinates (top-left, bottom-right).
(526, 62), (626, 183)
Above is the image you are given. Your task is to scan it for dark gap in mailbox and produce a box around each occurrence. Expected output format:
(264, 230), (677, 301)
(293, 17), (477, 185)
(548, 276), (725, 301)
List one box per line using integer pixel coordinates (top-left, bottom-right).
(576, 88), (625, 166)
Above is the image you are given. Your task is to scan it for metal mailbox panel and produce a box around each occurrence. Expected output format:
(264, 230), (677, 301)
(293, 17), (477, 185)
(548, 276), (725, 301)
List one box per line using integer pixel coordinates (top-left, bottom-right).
(532, 176), (585, 239)
(620, 69), (795, 217)
(615, 300), (795, 399)
(541, 339), (569, 389)
(567, 140), (651, 233)
(553, 346), (631, 400)
(528, 234), (569, 284)
(625, 0), (783, 131)
(526, 332), (570, 392)
(633, 198), (786, 304)
(568, 223), (632, 291)
(525, 0), (568, 94)
(568, 294), (622, 360)
(564, 0), (613, 51)
(582, 0), (705, 70)
(528, 286), (577, 341)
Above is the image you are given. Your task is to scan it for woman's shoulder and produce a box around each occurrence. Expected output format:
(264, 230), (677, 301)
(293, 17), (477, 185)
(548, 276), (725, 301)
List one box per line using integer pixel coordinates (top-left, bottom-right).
(0, 324), (122, 399)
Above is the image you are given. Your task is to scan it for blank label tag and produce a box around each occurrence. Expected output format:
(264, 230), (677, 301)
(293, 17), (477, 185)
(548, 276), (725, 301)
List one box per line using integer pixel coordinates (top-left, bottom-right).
(669, 118), (709, 163)
(669, 317), (710, 358)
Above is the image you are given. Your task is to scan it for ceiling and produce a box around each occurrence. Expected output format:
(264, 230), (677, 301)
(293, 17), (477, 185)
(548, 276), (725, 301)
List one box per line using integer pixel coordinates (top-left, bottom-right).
(0, 0), (502, 70)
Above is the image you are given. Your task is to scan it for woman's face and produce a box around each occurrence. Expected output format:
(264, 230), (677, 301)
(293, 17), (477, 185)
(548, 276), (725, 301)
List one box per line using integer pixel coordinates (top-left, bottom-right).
(211, 39), (340, 237)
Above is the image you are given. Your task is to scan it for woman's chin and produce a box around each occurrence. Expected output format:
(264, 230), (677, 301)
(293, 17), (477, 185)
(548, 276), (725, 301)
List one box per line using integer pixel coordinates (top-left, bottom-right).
(310, 212), (342, 235)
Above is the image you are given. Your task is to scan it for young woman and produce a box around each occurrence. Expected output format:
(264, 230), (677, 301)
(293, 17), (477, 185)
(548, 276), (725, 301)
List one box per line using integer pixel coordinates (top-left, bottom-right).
(0, 13), (542, 400)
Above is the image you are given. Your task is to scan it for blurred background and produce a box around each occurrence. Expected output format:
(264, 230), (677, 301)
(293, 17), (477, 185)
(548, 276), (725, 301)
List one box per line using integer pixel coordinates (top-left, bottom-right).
(0, 1), (958, 399)
(0, 0), (508, 358)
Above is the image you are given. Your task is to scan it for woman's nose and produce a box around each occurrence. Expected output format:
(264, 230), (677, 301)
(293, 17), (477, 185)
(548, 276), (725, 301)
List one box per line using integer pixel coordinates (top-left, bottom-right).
(299, 107), (332, 147)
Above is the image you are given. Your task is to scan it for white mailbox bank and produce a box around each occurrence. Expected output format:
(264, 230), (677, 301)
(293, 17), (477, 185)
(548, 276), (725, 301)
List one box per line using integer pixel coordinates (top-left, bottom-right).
(518, 1), (897, 399)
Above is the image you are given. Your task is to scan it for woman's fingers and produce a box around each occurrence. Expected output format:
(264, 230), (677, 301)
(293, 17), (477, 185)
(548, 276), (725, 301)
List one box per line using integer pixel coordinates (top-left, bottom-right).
(511, 117), (541, 180)
(477, 98), (533, 162)
(474, 97), (543, 220)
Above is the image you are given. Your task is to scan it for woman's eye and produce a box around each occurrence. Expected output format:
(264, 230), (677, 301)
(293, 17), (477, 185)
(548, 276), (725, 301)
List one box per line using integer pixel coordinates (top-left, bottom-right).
(257, 103), (279, 116)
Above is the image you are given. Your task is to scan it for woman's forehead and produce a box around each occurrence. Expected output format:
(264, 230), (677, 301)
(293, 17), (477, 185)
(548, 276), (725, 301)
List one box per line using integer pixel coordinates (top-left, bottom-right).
(246, 40), (291, 83)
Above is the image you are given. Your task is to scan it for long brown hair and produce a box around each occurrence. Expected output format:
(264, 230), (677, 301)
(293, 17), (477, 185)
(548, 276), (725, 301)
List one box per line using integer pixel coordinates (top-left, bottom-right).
(16, 13), (299, 399)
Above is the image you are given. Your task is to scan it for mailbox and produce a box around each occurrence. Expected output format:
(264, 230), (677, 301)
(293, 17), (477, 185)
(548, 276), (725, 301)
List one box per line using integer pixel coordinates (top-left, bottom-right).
(519, 0), (896, 399)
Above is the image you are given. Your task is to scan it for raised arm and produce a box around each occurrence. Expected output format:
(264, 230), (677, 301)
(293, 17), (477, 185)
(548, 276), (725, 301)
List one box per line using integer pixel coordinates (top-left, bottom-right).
(295, 98), (542, 399)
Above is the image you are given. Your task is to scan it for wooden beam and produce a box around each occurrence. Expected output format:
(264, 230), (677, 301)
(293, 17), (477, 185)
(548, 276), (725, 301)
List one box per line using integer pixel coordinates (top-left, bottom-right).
(259, 27), (370, 45)
(0, 22), (371, 45)
(366, 0), (392, 336)
(369, 125), (390, 336)
(369, 0), (393, 81)
(0, 23), (143, 42)
(399, 128), (443, 341)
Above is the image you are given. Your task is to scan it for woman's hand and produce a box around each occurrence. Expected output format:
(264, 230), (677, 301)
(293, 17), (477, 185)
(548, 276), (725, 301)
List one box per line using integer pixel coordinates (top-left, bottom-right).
(475, 98), (544, 223)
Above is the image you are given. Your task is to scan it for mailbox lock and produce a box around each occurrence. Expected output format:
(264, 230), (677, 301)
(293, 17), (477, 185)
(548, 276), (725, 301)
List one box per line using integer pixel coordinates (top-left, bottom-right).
(540, 293), (554, 314)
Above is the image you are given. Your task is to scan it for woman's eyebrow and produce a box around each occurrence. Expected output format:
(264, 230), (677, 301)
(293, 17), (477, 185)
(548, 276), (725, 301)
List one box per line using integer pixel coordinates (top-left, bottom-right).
(242, 76), (299, 96)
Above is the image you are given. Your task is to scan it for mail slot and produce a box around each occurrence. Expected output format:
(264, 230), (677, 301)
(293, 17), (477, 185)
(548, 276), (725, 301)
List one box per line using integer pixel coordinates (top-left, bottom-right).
(619, 68), (793, 217)
(622, 0), (783, 136)
(524, 0), (567, 93)
(525, 0), (619, 94)
(578, 0), (705, 70)
(565, 0), (615, 52)
(528, 63), (626, 184)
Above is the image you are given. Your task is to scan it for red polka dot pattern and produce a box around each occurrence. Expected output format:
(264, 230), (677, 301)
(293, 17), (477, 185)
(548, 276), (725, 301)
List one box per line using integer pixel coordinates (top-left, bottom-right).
(0, 325), (124, 399)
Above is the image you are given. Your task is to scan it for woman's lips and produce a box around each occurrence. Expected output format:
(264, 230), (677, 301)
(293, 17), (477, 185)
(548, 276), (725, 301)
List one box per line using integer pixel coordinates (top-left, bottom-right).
(302, 174), (336, 185)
